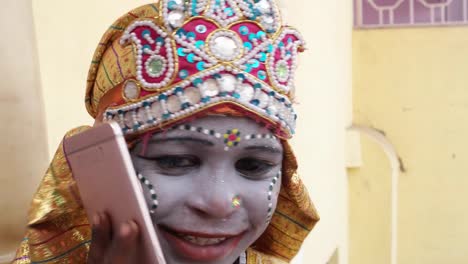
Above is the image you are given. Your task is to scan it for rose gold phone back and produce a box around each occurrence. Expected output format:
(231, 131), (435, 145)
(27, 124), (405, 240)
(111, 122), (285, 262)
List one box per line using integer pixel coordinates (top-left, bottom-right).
(64, 122), (166, 264)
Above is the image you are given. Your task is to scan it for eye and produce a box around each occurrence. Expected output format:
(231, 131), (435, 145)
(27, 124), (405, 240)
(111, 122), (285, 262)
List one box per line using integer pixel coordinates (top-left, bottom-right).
(235, 158), (275, 179)
(155, 155), (200, 169)
(137, 155), (200, 175)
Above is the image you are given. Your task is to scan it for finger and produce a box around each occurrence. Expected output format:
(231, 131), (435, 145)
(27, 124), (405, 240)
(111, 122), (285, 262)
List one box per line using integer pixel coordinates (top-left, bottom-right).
(88, 213), (107, 263)
(111, 221), (140, 263)
(125, 221), (140, 260)
(99, 212), (113, 242)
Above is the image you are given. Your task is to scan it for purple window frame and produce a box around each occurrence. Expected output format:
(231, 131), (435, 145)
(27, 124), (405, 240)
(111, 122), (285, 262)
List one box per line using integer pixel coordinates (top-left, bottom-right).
(355, 0), (468, 28)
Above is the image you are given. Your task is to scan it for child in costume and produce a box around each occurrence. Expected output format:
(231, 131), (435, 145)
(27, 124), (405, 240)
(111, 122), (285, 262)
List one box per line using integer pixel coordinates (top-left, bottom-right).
(13, 1), (319, 263)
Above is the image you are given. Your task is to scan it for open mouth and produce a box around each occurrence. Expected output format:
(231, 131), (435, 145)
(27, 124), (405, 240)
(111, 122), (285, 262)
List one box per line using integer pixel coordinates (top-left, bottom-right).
(176, 234), (228, 246)
(158, 225), (245, 261)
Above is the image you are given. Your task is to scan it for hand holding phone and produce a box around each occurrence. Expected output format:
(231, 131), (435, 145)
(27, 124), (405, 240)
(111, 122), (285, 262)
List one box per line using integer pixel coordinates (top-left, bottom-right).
(87, 212), (141, 263)
(64, 122), (166, 264)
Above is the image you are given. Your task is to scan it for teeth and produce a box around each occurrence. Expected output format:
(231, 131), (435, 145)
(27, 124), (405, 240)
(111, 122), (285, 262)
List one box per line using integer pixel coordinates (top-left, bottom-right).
(178, 234), (227, 246)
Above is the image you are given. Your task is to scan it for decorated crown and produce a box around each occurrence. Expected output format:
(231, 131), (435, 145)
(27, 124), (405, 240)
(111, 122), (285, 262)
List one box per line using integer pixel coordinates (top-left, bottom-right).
(87, 0), (305, 139)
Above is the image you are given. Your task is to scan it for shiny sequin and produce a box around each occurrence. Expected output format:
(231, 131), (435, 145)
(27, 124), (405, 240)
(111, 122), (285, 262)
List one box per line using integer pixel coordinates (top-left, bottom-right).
(211, 36), (239, 60)
(186, 32), (196, 39)
(196, 25), (207, 33)
(224, 7), (234, 16)
(255, 0), (271, 13)
(196, 61), (206, 70)
(257, 91), (270, 109)
(201, 79), (219, 97)
(179, 69), (189, 79)
(245, 64), (253, 73)
(195, 40), (205, 49)
(218, 74), (237, 92)
(177, 47), (186, 57)
(263, 15), (275, 28)
(258, 70), (267, 80)
(156, 36), (165, 43)
(276, 60), (290, 82)
(238, 83), (254, 102)
(137, 108), (148, 124)
(124, 111), (135, 128)
(151, 102), (164, 118)
(251, 59), (260, 68)
(168, 10), (185, 28)
(187, 53), (196, 63)
(268, 44), (274, 53)
(142, 29), (151, 37)
(167, 95), (182, 113)
(146, 56), (166, 77)
(168, 0), (178, 10)
(267, 99), (281, 115)
(239, 26), (249, 35)
(143, 45), (152, 53)
(184, 87), (202, 104)
(257, 31), (266, 39)
(176, 28), (186, 37)
(123, 80), (139, 100)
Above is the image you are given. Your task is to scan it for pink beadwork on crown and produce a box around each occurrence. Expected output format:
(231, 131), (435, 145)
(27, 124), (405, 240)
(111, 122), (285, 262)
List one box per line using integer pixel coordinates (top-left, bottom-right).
(105, 0), (305, 138)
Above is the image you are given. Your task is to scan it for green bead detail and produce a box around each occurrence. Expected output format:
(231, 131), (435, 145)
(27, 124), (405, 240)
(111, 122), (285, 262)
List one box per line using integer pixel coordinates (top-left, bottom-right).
(148, 58), (164, 76)
(277, 63), (289, 80)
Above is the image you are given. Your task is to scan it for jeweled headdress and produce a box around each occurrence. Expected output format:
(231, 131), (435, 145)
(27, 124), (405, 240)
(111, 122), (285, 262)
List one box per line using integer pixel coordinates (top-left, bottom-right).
(86, 0), (305, 139)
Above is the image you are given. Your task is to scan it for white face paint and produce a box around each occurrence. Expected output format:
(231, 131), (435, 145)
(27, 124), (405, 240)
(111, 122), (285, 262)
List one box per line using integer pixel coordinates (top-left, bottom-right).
(130, 116), (283, 264)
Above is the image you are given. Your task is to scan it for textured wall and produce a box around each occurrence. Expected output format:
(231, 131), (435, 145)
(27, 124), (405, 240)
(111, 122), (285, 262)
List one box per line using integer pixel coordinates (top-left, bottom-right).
(285, 0), (352, 263)
(348, 133), (392, 264)
(353, 27), (468, 264)
(0, 0), (48, 263)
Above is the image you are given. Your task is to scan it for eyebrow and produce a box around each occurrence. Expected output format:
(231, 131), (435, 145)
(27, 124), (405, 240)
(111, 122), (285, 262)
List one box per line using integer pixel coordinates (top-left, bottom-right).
(244, 145), (283, 154)
(149, 137), (215, 146)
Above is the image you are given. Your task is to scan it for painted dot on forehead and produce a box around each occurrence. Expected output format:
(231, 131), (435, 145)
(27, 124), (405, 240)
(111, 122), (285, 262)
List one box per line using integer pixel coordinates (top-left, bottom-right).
(174, 124), (278, 151)
(223, 129), (241, 151)
(244, 133), (276, 140)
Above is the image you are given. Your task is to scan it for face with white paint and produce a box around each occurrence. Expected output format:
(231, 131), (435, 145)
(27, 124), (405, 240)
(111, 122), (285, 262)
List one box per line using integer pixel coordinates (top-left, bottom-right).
(130, 116), (283, 264)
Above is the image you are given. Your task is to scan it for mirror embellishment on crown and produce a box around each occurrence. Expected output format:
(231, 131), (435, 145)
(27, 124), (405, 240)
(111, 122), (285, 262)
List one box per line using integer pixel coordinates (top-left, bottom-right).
(105, 0), (305, 138)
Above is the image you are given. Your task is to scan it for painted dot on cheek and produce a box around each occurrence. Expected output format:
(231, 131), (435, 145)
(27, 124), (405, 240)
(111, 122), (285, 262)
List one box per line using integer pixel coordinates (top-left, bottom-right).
(138, 173), (159, 214)
(266, 171), (281, 223)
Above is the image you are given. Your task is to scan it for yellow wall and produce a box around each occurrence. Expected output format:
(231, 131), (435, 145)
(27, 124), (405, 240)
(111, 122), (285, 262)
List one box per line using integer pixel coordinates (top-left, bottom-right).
(32, 0), (152, 155)
(352, 27), (468, 264)
(348, 130), (392, 264)
(0, 0), (49, 262)
(288, 0), (352, 263)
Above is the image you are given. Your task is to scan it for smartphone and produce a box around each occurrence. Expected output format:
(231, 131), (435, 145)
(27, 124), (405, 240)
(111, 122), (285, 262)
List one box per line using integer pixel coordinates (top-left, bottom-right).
(63, 122), (166, 264)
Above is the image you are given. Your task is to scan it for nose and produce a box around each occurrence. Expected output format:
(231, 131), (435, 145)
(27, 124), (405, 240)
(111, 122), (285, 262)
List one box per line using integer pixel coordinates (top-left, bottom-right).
(187, 169), (239, 219)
